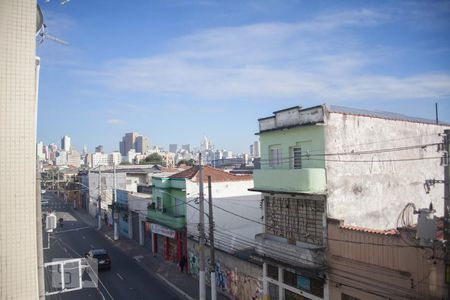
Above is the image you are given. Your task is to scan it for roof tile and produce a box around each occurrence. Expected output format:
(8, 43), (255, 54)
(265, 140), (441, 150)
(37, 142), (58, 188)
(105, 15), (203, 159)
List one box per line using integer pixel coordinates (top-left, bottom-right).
(169, 165), (253, 182)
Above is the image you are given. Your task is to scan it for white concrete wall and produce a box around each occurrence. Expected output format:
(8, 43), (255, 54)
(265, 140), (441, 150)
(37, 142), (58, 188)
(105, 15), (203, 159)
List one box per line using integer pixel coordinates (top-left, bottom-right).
(325, 112), (449, 229)
(128, 193), (152, 218)
(186, 180), (263, 252)
(0, 1), (39, 298)
(88, 172), (126, 216)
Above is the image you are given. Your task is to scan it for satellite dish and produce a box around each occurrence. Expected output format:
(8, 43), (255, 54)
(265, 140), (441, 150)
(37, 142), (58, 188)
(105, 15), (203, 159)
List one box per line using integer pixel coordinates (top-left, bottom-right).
(36, 4), (44, 35)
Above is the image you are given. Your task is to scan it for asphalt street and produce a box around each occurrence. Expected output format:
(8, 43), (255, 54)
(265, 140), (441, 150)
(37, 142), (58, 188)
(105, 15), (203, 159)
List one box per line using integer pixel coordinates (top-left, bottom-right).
(42, 191), (180, 300)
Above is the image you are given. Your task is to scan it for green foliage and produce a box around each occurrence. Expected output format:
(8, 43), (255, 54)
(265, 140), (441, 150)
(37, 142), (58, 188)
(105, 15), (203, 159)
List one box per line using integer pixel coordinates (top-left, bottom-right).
(141, 153), (165, 166)
(177, 159), (195, 167)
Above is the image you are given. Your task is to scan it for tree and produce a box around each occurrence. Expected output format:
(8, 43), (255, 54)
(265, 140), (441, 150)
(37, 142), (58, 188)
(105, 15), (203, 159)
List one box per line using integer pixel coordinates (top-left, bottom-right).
(177, 159), (195, 167)
(143, 153), (163, 165)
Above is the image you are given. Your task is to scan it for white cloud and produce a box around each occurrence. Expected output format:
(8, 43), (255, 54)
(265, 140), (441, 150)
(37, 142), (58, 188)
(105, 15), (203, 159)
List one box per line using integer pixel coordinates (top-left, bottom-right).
(79, 8), (450, 102)
(107, 118), (125, 125)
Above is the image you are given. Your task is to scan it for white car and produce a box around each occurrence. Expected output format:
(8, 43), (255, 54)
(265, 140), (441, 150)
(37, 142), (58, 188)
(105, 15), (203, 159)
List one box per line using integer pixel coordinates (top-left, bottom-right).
(41, 190), (46, 194)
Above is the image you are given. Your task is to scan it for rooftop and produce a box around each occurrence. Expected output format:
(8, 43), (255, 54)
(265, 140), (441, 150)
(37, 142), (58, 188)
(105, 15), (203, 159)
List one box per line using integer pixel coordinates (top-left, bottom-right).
(169, 165), (253, 182)
(327, 104), (450, 126)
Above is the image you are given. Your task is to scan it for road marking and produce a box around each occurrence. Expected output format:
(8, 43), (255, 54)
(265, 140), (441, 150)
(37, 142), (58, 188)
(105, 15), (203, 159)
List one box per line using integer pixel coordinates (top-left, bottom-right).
(90, 244), (95, 249)
(155, 273), (195, 300)
(133, 255), (144, 262)
(116, 273), (124, 280)
(82, 235), (86, 239)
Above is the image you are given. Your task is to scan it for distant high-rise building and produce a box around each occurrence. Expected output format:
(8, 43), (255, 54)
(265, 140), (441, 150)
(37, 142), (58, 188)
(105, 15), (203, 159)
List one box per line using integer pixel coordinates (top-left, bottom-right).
(55, 150), (68, 166)
(200, 136), (213, 152)
(253, 141), (260, 158)
(91, 152), (109, 167)
(43, 145), (49, 160)
(169, 144), (178, 153)
(182, 144), (191, 152)
(49, 143), (58, 152)
(36, 141), (45, 160)
(67, 149), (81, 168)
(136, 135), (150, 154)
(83, 144), (88, 156)
(108, 152), (122, 166)
(249, 144), (254, 157)
(61, 135), (71, 152)
(95, 145), (103, 153)
(119, 132), (138, 156)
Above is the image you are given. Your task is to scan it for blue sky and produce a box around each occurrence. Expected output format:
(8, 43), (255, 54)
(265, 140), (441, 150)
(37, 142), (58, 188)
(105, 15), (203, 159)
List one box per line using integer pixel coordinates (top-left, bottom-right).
(37, 0), (450, 153)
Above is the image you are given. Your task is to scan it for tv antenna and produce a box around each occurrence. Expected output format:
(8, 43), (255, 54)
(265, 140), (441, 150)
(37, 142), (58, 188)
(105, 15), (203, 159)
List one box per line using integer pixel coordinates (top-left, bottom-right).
(36, 4), (69, 46)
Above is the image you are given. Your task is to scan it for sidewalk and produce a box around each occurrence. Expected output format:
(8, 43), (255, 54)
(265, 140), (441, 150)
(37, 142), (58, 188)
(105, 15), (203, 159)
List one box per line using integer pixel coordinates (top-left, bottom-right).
(72, 207), (228, 300)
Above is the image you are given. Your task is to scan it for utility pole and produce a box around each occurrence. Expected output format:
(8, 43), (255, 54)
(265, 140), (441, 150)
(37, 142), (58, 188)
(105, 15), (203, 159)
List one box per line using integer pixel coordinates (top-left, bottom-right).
(208, 175), (216, 300)
(198, 153), (206, 300)
(97, 166), (102, 230)
(444, 129), (450, 297)
(113, 164), (119, 240)
(36, 158), (45, 300)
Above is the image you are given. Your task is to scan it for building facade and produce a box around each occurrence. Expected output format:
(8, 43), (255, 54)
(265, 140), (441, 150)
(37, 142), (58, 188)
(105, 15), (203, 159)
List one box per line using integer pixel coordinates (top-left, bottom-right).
(252, 104), (450, 299)
(136, 136), (150, 154)
(0, 1), (39, 298)
(61, 135), (71, 152)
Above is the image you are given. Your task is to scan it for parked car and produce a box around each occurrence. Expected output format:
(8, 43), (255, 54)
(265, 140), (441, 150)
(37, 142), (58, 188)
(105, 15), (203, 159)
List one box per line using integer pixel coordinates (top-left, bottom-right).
(41, 189), (46, 194)
(85, 249), (111, 271)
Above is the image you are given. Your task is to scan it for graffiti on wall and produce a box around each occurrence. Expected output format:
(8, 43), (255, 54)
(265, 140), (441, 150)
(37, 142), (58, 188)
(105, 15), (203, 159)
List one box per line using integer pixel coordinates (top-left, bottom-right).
(188, 250), (262, 300)
(188, 251), (199, 276)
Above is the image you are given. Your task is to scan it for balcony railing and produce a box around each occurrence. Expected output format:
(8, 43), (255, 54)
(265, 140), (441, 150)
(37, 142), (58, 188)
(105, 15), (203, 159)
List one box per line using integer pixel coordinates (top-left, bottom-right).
(255, 233), (325, 268)
(147, 208), (186, 230)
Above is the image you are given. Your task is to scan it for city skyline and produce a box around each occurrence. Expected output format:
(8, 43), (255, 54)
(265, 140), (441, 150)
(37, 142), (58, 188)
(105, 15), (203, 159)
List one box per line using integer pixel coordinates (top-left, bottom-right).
(36, 0), (450, 153)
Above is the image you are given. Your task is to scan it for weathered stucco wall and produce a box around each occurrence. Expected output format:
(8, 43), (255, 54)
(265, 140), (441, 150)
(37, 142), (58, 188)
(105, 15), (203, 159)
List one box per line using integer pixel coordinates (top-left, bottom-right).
(325, 112), (449, 229)
(188, 239), (263, 300)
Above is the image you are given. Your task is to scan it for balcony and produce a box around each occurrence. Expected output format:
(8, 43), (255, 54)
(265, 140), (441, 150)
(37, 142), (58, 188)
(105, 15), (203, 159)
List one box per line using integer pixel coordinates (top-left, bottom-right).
(252, 168), (326, 194)
(147, 208), (186, 230)
(254, 233), (325, 269)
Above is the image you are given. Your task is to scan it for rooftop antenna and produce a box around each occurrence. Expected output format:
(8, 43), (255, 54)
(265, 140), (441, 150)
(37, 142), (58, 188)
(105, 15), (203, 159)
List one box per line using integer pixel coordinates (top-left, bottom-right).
(36, 3), (70, 46)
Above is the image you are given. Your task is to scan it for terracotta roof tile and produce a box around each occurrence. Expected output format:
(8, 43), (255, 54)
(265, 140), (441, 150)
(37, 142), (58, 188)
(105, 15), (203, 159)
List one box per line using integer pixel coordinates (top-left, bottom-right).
(169, 165), (253, 182)
(339, 225), (400, 236)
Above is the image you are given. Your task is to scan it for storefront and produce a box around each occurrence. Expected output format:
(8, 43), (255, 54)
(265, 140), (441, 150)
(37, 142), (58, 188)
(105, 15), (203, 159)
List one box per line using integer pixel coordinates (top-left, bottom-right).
(150, 223), (187, 265)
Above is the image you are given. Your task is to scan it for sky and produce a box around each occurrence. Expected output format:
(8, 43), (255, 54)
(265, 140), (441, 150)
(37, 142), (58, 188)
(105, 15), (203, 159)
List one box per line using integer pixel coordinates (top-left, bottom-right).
(36, 0), (450, 153)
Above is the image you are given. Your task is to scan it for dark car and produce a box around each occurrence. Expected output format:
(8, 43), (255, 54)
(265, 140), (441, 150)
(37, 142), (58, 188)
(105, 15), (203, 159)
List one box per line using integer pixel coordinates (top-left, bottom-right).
(85, 249), (111, 271)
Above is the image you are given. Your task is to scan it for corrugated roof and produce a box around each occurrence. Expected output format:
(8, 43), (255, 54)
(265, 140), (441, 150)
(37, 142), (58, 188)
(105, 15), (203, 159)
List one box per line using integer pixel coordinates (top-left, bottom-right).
(169, 165), (253, 182)
(328, 105), (450, 126)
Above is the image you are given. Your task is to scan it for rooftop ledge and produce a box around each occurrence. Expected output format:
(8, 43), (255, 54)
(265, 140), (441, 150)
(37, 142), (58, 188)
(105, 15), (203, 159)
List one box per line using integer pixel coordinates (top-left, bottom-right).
(252, 168), (326, 194)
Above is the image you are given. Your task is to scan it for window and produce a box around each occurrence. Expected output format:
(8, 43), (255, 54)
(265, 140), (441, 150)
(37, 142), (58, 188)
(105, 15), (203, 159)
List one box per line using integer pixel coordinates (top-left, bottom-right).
(285, 289), (311, 300)
(267, 264), (279, 280)
(341, 294), (361, 300)
(174, 198), (183, 216)
(292, 147), (302, 169)
(156, 196), (162, 210)
(268, 283), (279, 300)
(270, 148), (282, 168)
